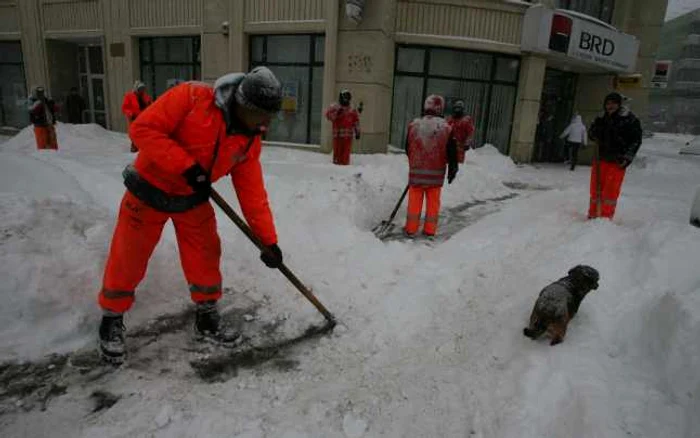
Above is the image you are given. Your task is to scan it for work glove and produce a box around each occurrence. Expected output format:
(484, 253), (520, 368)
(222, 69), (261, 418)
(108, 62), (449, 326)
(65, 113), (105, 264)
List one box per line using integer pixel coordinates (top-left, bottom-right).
(182, 163), (211, 194)
(447, 167), (458, 184)
(260, 244), (283, 269)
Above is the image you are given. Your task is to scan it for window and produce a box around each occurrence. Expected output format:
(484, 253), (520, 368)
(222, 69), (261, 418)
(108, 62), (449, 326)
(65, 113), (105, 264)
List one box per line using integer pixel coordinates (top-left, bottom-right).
(250, 34), (325, 145)
(391, 46), (520, 155)
(139, 37), (201, 98)
(557, 0), (615, 23)
(0, 41), (28, 128)
(524, 0), (615, 23)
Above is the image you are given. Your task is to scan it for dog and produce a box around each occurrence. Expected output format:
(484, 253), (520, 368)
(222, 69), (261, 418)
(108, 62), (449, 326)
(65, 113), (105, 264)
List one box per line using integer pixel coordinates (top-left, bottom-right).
(523, 265), (599, 345)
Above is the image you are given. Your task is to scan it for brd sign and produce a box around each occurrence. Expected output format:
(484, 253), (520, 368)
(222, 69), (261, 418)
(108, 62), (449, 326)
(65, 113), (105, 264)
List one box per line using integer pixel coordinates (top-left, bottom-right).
(522, 4), (640, 73)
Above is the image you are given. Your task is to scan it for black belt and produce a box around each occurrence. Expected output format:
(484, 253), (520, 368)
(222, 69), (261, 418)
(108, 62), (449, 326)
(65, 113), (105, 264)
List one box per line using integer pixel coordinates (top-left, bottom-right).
(123, 165), (208, 213)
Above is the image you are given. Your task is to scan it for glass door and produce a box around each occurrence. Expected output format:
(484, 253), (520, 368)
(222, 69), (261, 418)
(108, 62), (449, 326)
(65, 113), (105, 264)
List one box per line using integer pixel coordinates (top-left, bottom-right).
(534, 69), (578, 162)
(78, 45), (108, 128)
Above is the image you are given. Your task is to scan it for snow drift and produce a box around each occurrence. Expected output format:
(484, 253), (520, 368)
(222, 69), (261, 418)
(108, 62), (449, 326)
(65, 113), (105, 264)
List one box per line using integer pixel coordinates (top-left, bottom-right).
(0, 125), (699, 437)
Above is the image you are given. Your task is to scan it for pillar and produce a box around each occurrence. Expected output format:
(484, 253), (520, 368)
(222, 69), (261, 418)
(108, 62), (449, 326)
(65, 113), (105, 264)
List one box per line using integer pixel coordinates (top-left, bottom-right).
(324, 0), (397, 154)
(509, 55), (546, 163)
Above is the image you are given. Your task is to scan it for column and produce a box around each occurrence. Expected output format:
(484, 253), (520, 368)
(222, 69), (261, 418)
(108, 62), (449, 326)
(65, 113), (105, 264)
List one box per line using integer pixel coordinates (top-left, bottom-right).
(508, 55), (546, 163)
(325, 0), (397, 154)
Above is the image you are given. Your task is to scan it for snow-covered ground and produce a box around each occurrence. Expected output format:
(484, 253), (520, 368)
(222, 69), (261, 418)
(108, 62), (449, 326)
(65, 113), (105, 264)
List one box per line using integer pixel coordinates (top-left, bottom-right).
(0, 124), (698, 437)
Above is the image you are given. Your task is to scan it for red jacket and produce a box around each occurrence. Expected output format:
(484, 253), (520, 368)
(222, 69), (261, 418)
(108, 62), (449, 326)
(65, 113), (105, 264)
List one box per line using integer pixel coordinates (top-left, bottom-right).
(122, 90), (153, 121)
(129, 82), (277, 245)
(406, 116), (453, 187)
(447, 115), (475, 149)
(325, 104), (360, 139)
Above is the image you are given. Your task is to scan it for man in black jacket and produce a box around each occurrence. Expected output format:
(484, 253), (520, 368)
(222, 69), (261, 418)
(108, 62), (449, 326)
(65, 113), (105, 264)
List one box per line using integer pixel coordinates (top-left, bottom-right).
(587, 92), (642, 219)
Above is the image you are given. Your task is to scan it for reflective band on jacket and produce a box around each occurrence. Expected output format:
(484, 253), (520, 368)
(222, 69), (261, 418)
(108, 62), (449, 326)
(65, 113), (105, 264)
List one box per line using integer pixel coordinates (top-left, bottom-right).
(189, 284), (221, 295)
(409, 168), (445, 186)
(101, 289), (135, 299)
(333, 128), (355, 138)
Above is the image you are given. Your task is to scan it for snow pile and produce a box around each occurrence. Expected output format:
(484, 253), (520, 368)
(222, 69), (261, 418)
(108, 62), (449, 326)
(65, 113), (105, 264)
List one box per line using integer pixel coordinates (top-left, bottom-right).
(0, 126), (699, 437)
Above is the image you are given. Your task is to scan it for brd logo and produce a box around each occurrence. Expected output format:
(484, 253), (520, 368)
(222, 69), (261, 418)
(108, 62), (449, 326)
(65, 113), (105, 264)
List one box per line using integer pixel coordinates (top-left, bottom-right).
(579, 32), (616, 56)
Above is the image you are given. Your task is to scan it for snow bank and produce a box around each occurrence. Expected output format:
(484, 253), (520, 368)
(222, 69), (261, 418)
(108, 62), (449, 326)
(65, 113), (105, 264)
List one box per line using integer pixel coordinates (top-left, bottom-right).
(0, 128), (699, 438)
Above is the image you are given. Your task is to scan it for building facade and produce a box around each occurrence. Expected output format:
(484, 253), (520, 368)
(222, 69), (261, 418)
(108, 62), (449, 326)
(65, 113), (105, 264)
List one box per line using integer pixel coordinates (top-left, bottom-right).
(650, 9), (700, 135)
(0, 0), (667, 163)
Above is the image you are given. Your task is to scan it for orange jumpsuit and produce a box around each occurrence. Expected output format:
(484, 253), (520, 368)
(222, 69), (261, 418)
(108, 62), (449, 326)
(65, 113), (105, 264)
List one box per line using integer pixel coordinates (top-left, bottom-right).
(405, 115), (454, 236)
(447, 115), (475, 163)
(122, 90), (153, 152)
(29, 99), (59, 150)
(325, 103), (360, 165)
(100, 82), (277, 313)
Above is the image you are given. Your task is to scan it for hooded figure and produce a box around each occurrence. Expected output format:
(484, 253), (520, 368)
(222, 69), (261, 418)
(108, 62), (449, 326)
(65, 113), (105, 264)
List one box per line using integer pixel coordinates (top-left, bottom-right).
(587, 92), (643, 219)
(98, 67), (285, 364)
(559, 114), (588, 170)
(446, 99), (475, 164)
(325, 89), (361, 165)
(122, 80), (154, 152)
(403, 95), (458, 237)
(28, 86), (59, 150)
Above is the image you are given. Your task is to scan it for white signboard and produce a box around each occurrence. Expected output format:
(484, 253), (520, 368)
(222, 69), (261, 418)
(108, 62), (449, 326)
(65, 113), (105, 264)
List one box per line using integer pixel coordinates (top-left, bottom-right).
(567, 18), (639, 71)
(522, 5), (640, 73)
(651, 60), (672, 88)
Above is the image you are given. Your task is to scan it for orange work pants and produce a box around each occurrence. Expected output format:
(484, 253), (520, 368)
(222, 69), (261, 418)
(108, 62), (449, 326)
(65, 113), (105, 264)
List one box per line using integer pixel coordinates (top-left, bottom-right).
(99, 191), (222, 313)
(126, 118), (138, 152)
(589, 160), (626, 219)
(457, 146), (466, 164)
(332, 137), (352, 165)
(404, 186), (442, 236)
(34, 125), (58, 150)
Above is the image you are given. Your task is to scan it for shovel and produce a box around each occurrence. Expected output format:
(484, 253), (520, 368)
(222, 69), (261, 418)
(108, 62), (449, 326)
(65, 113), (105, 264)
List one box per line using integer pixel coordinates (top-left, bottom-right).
(210, 188), (337, 327)
(372, 184), (409, 238)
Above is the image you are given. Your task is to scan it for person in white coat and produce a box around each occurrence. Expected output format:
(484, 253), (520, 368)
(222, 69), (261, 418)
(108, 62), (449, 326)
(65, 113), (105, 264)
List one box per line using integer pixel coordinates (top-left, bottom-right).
(560, 114), (588, 170)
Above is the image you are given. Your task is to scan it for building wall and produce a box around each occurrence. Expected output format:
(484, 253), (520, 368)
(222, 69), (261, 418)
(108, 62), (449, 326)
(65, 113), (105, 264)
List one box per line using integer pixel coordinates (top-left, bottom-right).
(0, 0), (668, 160)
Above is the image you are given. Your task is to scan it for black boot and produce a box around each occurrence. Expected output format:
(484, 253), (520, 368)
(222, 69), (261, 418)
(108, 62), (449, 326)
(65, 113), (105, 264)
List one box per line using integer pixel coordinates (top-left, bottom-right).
(195, 301), (241, 346)
(99, 314), (126, 364)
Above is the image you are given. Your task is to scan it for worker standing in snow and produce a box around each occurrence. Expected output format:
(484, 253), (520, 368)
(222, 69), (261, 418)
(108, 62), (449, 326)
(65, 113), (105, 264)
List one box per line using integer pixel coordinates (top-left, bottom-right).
(446, 99), (475, 164)
(121, 81), (153, 152)
(325, 90), (361, 165)
(28, 86), (59, 150)
(98, 67), (285, 363)
(404, 95), (458, 237)
(559, 114), (587, 171)
(587, 92), (642, 220)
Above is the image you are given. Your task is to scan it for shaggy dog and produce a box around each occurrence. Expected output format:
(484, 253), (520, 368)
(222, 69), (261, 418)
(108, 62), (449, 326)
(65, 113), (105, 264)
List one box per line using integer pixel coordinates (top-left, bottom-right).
(523, 265), (600, 345)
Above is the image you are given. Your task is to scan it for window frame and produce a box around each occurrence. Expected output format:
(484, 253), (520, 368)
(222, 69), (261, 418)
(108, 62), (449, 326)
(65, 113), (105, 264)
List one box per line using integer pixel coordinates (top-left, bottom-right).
(249, 34), (325, 144)
(139, 36), (201, 98)
(0, 41), (27, 127)
(391, 44), (521, 154)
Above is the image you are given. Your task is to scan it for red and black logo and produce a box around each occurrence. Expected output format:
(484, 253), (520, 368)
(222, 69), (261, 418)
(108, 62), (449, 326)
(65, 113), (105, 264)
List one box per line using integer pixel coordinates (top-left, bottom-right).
(549, 14), (572, 54)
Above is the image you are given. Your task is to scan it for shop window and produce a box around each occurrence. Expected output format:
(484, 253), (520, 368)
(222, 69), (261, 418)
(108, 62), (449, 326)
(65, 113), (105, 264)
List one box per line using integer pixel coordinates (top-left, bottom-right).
(250, 34), (325, 145)
(555, 0), (615, 23)
(0, 41), (29, 128)
(139, 36), (201, 98)
(391, 46), (520, 155)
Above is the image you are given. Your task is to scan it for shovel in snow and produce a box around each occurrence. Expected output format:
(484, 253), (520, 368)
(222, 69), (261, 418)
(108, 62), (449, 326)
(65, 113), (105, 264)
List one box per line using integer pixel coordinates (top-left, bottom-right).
(209, 188), (337, 327)
(372, 184), (409, 238)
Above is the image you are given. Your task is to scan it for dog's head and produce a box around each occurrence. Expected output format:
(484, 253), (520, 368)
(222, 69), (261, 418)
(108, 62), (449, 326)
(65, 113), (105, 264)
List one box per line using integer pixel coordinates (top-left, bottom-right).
(568, 265), (600, 292)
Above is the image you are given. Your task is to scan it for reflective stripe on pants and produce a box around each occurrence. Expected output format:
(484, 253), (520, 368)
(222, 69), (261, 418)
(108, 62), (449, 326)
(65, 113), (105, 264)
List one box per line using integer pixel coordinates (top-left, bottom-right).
(99, 191), (222, 313)
(404, 186), (442, 235)
(588, 160), (626, 219)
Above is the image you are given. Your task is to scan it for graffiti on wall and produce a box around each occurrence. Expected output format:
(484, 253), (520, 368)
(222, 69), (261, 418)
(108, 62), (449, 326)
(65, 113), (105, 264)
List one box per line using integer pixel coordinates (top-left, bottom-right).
(347, 54), (373, 74)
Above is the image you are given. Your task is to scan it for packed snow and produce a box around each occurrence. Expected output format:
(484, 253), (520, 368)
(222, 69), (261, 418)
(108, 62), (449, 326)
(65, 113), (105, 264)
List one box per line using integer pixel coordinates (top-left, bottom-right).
(0, 124), (699, 437)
